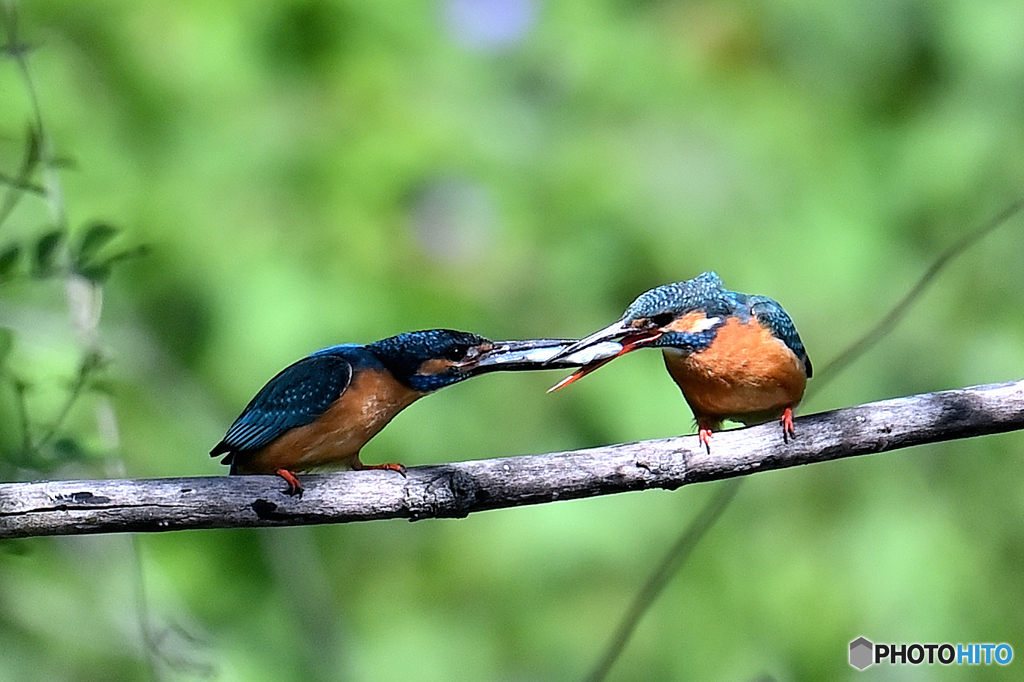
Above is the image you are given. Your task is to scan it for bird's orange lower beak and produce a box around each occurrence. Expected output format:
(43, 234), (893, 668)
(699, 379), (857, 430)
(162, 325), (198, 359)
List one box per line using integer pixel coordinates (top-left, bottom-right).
(547, 330), (663, 392)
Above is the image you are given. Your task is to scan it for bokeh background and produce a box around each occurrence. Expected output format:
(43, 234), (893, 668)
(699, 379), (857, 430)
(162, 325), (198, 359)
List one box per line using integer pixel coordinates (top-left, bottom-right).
(2, 1), (1023, 680)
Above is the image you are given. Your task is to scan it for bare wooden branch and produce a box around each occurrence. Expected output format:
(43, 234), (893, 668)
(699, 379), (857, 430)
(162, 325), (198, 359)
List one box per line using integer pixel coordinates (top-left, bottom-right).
(2, 379), (1022, 539)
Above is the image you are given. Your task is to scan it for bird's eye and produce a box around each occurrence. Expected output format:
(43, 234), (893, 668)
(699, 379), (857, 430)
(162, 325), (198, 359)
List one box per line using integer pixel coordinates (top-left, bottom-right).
(443, 345), (469, 362)
(650, 313), (674, 327)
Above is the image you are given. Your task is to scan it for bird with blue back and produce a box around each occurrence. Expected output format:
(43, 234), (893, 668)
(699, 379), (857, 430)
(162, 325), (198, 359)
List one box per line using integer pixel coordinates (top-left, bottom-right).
(546, 272), (812, 452)
(211, 329), (624, 495)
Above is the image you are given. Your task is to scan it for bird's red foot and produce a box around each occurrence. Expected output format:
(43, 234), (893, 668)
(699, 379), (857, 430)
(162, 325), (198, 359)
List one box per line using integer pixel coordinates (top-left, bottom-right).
(274, 468), (304, 497)
(780, 407), (796, 443)
(698, 426), (714, 454)
(353, 461), (408, 477)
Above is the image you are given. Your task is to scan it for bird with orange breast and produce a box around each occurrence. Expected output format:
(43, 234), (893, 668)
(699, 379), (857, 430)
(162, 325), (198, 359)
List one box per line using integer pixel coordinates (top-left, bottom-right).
(211, 329), (624, 494)
(546, 272), (812, 452)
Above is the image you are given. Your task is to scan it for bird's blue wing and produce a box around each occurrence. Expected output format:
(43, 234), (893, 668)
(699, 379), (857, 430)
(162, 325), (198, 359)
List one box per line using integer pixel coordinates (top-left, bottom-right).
(748, 295), (813, 378)
(212, 354), (353, 455)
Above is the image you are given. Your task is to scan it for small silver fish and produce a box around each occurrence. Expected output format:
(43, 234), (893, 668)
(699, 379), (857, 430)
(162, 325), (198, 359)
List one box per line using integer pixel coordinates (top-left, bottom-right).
(477, 338), (624, 370)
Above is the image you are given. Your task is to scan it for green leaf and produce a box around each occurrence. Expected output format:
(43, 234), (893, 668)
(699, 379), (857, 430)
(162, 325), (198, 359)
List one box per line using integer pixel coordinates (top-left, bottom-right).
(53, 437), (88, 462)
(79, 243), (149, 283)
(0, 327), (13, 366)
(0, 243), (19, 279)
(22, 124), (42, 175)
(34, 229), (65, 277)
(75, 222), (119, 267)
(78, 263), (111, 283)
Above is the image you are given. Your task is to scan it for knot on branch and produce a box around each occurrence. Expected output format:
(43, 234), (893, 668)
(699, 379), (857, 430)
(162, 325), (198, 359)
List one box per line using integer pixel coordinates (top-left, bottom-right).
(404, 467), (488, 520)
(53, 490), (112, 507)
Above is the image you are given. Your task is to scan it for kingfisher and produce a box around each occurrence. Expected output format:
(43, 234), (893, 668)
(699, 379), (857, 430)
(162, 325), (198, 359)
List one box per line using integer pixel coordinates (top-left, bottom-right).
(211, 330), (621, 495)
(546, 272), (812, 452)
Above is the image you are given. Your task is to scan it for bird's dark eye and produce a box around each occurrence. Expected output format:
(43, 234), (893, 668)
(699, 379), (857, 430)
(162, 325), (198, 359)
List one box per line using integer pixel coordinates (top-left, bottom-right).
(650, 313), (674, 327)
(443, 345), (469, 362)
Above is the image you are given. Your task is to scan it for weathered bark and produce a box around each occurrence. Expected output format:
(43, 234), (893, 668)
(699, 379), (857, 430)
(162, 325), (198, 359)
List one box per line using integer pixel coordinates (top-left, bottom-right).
(2, 380), (1022, 539)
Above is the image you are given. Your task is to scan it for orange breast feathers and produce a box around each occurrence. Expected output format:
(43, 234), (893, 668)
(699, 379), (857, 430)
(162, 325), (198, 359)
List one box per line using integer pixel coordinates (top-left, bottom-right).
(662, 316), (808, 425)
(232, 368), (423, 474)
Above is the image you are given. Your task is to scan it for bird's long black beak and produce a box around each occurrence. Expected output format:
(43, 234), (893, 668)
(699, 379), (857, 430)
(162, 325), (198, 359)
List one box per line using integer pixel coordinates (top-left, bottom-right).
(469, 338), (625, 374)
(542, 318), (639, 364)
(542, 319), (665, 392)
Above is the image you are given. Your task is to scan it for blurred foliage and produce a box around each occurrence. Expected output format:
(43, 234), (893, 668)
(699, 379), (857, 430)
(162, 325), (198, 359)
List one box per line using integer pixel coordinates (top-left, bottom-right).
(2, 1), (1023, 681)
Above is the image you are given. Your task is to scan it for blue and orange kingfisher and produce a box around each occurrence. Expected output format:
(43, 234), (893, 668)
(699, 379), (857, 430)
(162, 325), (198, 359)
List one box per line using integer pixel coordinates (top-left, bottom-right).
(211, 329), (619, 495)
(547, 272), (812, 452)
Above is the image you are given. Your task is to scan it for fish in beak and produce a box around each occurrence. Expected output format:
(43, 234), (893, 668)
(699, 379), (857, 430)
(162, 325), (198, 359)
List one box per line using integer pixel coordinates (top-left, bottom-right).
(470, 337), (626, 374)
(542, 318), (666, 392)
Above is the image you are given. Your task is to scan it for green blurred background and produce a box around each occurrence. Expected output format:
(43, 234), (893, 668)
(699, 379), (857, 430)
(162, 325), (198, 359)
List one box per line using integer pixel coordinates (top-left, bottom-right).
(2, 0), (1023, 680)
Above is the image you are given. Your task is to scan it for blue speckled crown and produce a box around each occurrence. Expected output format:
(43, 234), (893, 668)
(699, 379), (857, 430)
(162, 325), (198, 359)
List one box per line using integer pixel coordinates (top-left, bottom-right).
(624, 271), (726, 319)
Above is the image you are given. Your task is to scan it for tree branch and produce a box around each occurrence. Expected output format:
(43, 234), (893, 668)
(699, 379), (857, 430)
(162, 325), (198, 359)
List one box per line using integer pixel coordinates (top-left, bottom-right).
(2, 379), (1022, 539)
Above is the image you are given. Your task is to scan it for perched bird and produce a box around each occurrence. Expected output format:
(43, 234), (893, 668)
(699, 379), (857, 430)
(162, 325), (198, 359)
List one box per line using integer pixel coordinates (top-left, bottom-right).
(211, 330), (623, 494)
(547, 272), (812, 452)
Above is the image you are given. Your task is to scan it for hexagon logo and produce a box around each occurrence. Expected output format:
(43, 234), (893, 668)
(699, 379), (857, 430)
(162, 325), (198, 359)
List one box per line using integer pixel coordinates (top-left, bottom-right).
(849, 637), (874, 670)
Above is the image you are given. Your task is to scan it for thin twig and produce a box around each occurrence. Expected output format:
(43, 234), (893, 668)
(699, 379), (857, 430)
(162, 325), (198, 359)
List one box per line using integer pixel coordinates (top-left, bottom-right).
(812, 198), (1024, 389)
(12, 377), (32, 461)
(0, 2), (42, 230)
(32, 351), (103, 453)
(584, 478), (742, 682)
(0, 170), (44, 194)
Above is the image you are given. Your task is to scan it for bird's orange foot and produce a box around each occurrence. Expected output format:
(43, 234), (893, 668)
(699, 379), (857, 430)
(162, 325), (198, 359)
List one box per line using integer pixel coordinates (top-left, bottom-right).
(353, 461), (408, 477)
(274, 468), (304, 497)
(698, 426), (714, 454)
(780, 407), (796, 443)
